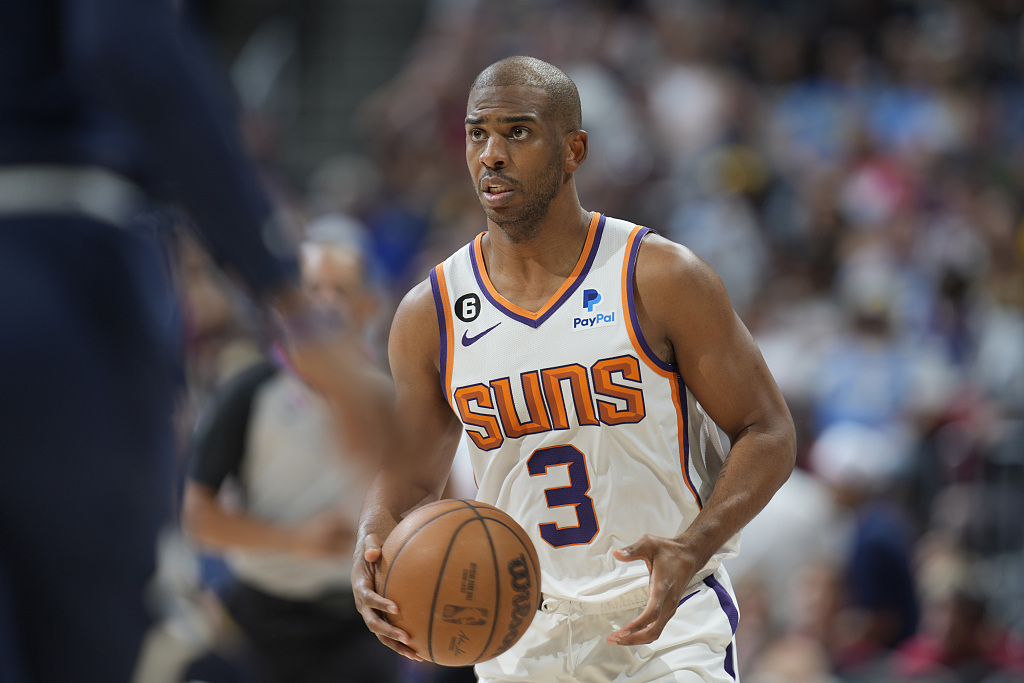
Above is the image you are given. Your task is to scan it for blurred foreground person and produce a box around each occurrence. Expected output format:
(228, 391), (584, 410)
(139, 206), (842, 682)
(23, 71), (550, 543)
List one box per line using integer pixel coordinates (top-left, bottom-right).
(181, 224), (399, 683)
(0, 2), (388, 681)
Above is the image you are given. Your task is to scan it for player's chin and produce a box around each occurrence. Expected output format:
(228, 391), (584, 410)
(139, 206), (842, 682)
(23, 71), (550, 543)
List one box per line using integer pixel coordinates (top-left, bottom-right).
(480, 203), (507, 222)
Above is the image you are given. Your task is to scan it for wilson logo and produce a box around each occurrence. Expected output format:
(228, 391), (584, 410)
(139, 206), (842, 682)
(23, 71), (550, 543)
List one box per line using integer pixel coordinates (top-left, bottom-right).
(496, 554), (534, 656)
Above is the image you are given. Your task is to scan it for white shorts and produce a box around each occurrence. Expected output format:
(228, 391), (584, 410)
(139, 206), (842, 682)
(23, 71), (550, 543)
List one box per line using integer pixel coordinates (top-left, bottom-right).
(475, 567), (740, 683)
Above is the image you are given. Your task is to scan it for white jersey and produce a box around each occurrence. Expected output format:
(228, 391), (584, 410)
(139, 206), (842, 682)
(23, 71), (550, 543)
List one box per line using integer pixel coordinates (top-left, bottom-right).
(430, 213), (740, 600)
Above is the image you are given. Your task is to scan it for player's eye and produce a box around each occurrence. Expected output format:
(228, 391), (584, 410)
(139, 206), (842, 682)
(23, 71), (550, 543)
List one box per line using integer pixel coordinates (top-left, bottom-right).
(510, 126), (529, 140)
(468, 129), (485, 142)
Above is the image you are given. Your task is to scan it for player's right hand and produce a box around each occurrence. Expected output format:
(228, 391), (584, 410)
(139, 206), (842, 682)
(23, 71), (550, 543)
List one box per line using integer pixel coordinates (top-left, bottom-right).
(351, 533), (423, 661)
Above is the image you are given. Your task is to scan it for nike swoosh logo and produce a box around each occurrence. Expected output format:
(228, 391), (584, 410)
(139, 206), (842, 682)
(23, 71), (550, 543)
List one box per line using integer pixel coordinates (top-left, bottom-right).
(461, 322), (501, 346)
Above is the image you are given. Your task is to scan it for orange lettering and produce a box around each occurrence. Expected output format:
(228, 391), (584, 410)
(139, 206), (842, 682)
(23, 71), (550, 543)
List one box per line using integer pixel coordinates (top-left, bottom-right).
(592, 356), (646, 425)
(453, 384), (504, 450)
(491, 373), (552, 439)
(540, 364), (599, 429)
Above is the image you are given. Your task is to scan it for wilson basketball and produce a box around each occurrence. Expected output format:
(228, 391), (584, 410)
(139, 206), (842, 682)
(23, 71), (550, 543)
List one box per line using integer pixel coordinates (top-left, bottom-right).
(376, 498), (541, 667)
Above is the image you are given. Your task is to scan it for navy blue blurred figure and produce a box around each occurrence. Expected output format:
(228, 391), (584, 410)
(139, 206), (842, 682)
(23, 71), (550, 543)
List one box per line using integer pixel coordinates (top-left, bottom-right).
(0, 1), (330, 681)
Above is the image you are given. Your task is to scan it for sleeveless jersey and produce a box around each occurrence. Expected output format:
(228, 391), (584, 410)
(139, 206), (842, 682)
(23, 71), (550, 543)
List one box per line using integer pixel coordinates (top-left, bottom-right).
(430, 213), (740, 600)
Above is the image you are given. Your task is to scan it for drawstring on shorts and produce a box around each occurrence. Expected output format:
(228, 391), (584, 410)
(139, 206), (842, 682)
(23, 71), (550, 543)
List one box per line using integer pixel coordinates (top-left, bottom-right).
(539, 586), (650, 675)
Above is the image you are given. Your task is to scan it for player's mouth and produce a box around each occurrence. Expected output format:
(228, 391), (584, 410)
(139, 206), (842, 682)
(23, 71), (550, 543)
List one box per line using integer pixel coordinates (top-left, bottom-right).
(480, 177), (515, 207)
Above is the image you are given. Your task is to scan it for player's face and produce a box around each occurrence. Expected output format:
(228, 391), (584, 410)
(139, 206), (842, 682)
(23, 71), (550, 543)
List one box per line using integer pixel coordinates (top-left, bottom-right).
(465, 85), (566, 242)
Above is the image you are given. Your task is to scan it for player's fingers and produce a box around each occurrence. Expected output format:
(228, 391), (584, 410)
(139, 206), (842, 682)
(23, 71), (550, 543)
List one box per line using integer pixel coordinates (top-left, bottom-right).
(362, 533), (384, 562)
(376, 633), (423, 661)
(352, 569), (399, 615)
(358, 587), (399, 615)
(609, 616), (670, 646)
(607, 595), (661, 642)
(351, 559), (399, 618)
(360, 604), (411, 645)
(612, 534), (655, 562)
(607, 589), (678, 645)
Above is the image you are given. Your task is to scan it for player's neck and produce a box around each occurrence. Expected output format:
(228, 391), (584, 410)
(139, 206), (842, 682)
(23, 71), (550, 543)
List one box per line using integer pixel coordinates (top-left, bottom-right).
(485, 201), (590, 269)
(481, 205), (592, 312)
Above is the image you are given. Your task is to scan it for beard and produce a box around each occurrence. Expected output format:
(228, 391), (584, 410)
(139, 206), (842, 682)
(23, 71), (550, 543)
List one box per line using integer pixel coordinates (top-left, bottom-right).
(479, 153), (564, 243)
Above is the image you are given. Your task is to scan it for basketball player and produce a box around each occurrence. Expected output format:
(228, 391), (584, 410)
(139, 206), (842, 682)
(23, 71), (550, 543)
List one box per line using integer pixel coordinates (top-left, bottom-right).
(352, 56), (797, 682)
(0, 2), (386, 681)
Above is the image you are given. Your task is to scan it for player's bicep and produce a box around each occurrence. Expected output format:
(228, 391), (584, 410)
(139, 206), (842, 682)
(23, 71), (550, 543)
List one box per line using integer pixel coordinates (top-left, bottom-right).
(639, 239), (787, 442)
(387, 282), (463, 494)
(679, 305), (783, 443)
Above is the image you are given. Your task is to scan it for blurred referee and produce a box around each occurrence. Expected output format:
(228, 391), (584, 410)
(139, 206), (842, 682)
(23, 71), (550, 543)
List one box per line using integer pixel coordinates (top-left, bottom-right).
(0, 1), (389, 681)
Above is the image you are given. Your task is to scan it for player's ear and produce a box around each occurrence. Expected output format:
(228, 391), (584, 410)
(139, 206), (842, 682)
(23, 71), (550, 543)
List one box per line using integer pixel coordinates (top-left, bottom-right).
(564, 130), (588, 172)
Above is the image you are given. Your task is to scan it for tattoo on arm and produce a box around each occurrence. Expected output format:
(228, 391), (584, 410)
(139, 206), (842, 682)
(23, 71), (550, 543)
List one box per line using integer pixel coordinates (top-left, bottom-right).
(716, 454), (732, 484)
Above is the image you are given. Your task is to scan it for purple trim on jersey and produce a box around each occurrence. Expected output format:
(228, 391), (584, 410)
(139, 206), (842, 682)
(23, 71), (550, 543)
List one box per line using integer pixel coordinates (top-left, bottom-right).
(677, 589), (699, 607)
(705, 574), (738, 679)
(675, 370), (703, 509)
(624, 226), (703, 508)
(677, 582), (735, 677)
(704, 575), (739, 634)
(429, 267), (448, 395)
(625, 227), (675, 374)
(472, 214), (607, 329)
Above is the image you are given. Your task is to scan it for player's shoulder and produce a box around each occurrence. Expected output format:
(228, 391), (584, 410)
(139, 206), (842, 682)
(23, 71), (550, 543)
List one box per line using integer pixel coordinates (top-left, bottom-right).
(398, 276), (436, 312)
(631, 230), (738, 351)
(635, 231), (723, 294)
(390, 276), (441, 348)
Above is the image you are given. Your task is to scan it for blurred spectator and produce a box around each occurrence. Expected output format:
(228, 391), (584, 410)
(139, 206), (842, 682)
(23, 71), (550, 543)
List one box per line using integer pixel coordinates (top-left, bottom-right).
(809, 423), (922, 675)
(725, 465), (842, 630)
(886, 585), (1024, 682)
(180, 224), (399, 683)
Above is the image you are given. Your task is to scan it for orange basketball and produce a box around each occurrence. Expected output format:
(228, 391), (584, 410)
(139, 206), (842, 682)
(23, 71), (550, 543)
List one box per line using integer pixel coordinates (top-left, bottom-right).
(376, 498), (541, 667)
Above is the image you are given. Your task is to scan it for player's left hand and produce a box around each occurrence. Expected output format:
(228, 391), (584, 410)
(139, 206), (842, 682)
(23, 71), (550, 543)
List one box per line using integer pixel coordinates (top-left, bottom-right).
(606, 534), (699, 646)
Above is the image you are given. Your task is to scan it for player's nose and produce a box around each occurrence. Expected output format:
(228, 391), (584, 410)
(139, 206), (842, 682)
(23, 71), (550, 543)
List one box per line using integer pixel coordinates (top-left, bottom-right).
(479, 135), (508, 169)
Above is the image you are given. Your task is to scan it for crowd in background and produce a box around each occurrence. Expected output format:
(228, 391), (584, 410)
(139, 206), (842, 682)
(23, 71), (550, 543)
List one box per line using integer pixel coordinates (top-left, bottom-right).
(167, 0), (1024, 681)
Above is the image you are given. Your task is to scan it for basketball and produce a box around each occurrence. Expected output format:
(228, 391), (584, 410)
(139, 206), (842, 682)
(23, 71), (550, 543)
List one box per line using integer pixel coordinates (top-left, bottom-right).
(376, 498), (541, 667)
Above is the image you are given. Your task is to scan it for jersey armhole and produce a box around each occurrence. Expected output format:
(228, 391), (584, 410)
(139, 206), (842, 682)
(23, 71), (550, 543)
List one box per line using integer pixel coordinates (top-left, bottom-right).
(429, 264), (455, 409)
(621, 226), (676, 376)
(621, 226), (704, 508)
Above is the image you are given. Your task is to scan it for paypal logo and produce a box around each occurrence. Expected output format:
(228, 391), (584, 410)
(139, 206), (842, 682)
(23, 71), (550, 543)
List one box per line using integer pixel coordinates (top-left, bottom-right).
(574, 289), (616, 330)
(573, 311), (616, 329)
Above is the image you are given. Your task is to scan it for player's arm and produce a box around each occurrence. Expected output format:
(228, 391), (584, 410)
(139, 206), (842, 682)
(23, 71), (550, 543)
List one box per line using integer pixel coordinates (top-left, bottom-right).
(609, 234), (796, 646)
(351, 278), (465, 659)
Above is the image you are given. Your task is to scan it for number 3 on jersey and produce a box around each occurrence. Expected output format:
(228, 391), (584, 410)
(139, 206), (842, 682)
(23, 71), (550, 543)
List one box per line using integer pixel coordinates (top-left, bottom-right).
(527, 445), (599, 547)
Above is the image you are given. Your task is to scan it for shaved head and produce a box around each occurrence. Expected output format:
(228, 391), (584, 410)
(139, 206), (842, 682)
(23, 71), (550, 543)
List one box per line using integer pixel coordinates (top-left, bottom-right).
(470, 56), (582, 134)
